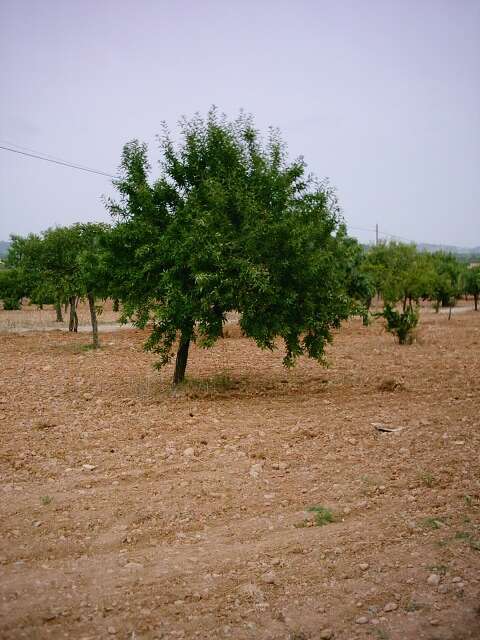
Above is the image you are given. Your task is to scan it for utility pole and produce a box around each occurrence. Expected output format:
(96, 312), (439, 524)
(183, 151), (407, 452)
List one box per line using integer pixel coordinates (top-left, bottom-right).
(375, 223), (379, 246)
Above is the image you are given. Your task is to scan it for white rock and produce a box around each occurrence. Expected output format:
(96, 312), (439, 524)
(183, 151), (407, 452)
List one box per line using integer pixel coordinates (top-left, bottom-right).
(427, 573), (441, 586)
(320, 629), (333, 639)
(359, 563), (369, 571)
(250, 463), (263, 478)
(355, 616), (368, 624)
(183, 447), (195, 457)
(82, 464), (96, 471)
(261, 571), (276, 584)
(383, 602), (398, 612)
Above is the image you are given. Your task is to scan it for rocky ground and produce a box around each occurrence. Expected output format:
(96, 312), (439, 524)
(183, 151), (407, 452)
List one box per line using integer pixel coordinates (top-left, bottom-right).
(0, 303), (479, 639)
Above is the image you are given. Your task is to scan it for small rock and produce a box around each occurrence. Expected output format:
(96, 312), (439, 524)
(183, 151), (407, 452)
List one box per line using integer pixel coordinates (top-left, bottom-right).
(173, 600), (185, 606)
(438, 584), (449, 594)
(261, 571), (277, 584)
(320, 629), (334, 639)
(359, 563), (369, 571)
(383, 602), (398, 612)
(183, 447), (195, 457)
(32, 520), (42, 528)
(451, 576), (462, 583)
(429, 619), (439, 626)
(82, 464), (96, 471)
(250, 463), (263, 478)
(371, 619), (379, 625)
(107, 627), (116, 635)
(355, 616), (368, 624)
(238, 583), (264, 601)
(427, 574), (441, 586)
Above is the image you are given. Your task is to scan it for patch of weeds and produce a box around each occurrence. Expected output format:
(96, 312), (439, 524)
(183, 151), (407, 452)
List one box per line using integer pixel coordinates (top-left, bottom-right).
(79, 343), (98, 352)
(289, 633), (308, 640)
(419, 471), (436, 488)
(177, 373), (239, 395)
(405, 600), (423, 612)
(435, 538), (450, 547)
(456, 531), (480, 551)
(421, 517), (444, 530)
(306, 505), (334, 526)
(455, 531), (470, 540)
(464, 495), (474, 507)
(40, 496), (52, 505)
(427, 564), (448, 575)
(374, 630), (389, 640)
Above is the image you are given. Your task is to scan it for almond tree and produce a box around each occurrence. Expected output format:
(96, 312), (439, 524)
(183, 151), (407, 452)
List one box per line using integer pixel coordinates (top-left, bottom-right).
(106, 109), (355, 384)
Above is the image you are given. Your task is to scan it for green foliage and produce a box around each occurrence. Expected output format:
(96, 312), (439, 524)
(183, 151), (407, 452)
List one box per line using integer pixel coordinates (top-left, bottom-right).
(306, 505), (335, 526)
(106, 109), (356, 382)
(429, 252), (463, 310)
(0, 268), (25, 309)
(421, 517), (444, 530)
(6, 223), (111, 347)
(338, 234), (375, 323)
(378, 303), (419, 344)
(463, 265), (480, 310)
(363, 242), (434, 307)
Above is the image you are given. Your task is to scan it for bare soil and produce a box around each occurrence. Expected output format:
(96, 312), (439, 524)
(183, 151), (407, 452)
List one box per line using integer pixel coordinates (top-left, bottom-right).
(0, 304), (479, 640)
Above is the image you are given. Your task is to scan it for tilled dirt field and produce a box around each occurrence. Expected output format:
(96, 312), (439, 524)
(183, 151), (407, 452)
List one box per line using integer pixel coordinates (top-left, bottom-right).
(0, 306), (479, 640)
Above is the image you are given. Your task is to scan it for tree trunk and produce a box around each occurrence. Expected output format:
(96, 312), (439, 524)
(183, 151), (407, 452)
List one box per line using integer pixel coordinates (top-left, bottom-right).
(68, 296), (78, 332)
(402, 295), (407, 312)
(87, 293), (99, 348)
(475, 294), (478, 311)
(64, 301), (69, 313)
(173, 331), (191, 385)
(448, 305), (452, 320)
(112, 298), (119, 312)
(55, 301), (63, 322)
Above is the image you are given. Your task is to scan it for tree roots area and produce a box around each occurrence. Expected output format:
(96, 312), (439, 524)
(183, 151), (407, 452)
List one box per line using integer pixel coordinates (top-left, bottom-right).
(0, 304), (479, 640)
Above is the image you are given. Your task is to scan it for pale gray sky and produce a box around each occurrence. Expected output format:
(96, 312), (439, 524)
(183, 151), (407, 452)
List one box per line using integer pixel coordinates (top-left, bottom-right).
(1, 0), (479, 246)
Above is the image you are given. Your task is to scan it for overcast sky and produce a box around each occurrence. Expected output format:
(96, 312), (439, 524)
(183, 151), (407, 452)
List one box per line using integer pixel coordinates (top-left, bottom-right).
(1, 0), (479, 246)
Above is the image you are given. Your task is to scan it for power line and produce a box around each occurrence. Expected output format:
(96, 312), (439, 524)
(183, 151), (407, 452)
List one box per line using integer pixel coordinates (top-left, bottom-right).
(348, 224), (414, 243)
(0, 144), (115, 178)
(0, 140), (469, 249)
(0, 139), (87, 165)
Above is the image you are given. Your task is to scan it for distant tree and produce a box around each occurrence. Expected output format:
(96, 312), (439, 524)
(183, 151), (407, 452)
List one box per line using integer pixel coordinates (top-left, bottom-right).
(6, 234), (49, 306)
(363, 242), (426, 343)
(7, 224), (110, 346)
(464, 265), (480, 311)
(363, 242), (431, 309)
(429, 252), (462, 314)
(340, 234), (375, 324)
(0, 268), (24, 310)
(75, 222), (111, 348)
(106, 109), (356, 384)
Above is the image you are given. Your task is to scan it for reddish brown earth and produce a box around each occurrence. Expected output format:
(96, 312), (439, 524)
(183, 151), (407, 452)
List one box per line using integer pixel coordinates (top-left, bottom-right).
(0, 304), (479, 640)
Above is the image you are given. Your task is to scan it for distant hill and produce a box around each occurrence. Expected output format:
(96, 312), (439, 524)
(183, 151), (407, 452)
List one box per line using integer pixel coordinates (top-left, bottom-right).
(416, 243), (480, 255)
(0, 241), (11, 258)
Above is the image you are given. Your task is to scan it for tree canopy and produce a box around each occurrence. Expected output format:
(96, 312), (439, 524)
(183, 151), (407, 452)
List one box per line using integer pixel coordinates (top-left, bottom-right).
(106, 109), (357, 383)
